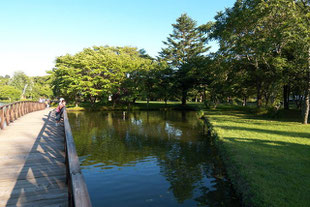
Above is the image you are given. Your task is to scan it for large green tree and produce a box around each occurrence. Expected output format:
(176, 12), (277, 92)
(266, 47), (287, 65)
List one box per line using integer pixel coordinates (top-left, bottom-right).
(160, 13), (208, 105)
(0, 85), (21, 101)
(290, 0), (310, 124)
(51, 46), (155, 106)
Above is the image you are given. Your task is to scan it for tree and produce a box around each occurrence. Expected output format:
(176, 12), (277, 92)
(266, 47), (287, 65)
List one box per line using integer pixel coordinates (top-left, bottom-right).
(9, 71), (29, 99)
(209, 0), (294, 108)
(0, 85), (21, 101)
(290, 0), (310, 124)
(0, 75), (10, 86)
(51, 46), (154, 106)
(30, 76), (53, 100)
(160, 13), (208, 105)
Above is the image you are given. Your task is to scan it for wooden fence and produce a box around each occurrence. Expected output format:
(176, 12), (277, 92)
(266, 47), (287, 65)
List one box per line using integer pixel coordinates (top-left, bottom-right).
(0, 101), (46, 130)
(63, 108), (92, 207)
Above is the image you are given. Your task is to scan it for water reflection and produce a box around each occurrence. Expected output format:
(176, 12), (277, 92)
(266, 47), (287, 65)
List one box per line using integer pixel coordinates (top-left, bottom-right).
(69, 111), (239, 207)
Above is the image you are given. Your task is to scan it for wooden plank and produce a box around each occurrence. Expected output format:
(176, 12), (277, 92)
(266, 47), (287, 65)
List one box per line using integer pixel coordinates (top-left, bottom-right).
(71, 173), (92, 207)
(0, 175), (66, 188)
(2, 188), (68, 206)
(0, 162), (66, 173)
(0, 157), (65, 169)
(0, 167), (66, 181)
(0, 108), (69, 206)
(0, 155), (65, 167)
(0, 106), (85, 206)
(0, 156), (65, 167)
(6, 198), (68, 207)
(0, 178), (67, 199)
(0, 137), (65, 144)
(0, 161), (66, 173)
(0, 143), (65, 151)
(0, 146), (65, 156)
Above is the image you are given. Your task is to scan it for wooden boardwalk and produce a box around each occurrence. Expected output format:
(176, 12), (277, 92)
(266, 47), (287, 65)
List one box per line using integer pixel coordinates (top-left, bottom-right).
(0, 108), (68, 207)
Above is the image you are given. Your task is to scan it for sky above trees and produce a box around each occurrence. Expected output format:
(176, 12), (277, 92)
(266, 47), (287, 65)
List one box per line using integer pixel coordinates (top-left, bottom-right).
(0, 0), (235, 77)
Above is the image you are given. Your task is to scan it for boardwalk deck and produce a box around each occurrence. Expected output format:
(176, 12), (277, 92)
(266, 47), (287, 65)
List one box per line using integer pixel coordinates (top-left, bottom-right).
(0, 108), (68, 207)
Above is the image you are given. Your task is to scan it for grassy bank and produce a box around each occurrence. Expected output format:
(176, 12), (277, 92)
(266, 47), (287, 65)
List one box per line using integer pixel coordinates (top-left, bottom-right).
(203, 106), (310, 207)
(66, 101), (204, 111)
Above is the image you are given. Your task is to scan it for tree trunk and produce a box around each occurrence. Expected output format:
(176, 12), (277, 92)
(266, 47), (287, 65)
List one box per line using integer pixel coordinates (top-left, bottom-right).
(181, 89), (187, 105)
(294, 94), (303, 110)
(202, 90), (206, 102)
(303, 47), (310, 124)
(303, 92), (310, 124)
(242, 97), (247, 106)
(264, 92), (270, 107)
(112, 93), (120, 107)
(256, 82), (262, 108)
(254, 58), (263, 108)
(283, 85), (290, 110)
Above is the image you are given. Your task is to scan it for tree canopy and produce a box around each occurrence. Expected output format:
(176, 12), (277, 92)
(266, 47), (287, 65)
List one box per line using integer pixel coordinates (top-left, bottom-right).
(45, 3), (310, 123)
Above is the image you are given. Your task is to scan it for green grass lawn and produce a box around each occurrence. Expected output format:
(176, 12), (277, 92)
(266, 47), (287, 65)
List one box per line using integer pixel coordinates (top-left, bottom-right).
(204, 106), (310, 207)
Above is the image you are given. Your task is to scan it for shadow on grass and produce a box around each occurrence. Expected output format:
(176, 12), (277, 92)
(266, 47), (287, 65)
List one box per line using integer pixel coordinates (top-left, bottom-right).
(208, 105), (302, 123)
(221, 137), (310, 207)
(216, 125), (310, 139)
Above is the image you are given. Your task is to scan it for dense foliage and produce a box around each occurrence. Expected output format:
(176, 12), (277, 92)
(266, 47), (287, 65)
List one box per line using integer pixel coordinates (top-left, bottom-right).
(0, 72), (52, 102)
(48, 1), (309, 123)
(51, 46), (167, 106)
(208, 0), (310, 122)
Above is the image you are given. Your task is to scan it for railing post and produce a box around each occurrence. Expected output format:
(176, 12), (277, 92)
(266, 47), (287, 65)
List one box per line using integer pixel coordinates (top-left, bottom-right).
(5, 107), (10, 126)
(23, 102), (26, 115)
(9, 104), (14, 122)
(14, 103), (18, 120)
(0, 108), (4, 130)
(19, 102), (22, 117)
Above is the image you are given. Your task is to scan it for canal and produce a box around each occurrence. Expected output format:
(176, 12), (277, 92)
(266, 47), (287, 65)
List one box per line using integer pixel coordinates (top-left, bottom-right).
(68, 111), (239, 207)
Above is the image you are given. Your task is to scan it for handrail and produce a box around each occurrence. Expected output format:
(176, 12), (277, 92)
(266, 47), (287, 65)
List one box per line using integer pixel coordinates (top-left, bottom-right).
(63, 108), (92, 207)
(0, 101), (46, 130)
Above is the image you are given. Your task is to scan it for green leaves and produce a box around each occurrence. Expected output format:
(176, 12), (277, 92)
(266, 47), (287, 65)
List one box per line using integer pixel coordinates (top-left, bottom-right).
(208, 0), (310, 108)
(0, 85), (21, 101)
(160, 13), (209, 105)
(51, 46), (156, 104)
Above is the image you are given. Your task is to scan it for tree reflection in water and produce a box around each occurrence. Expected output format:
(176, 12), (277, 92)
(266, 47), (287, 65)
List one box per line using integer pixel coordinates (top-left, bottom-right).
(69, 111), (239, 206)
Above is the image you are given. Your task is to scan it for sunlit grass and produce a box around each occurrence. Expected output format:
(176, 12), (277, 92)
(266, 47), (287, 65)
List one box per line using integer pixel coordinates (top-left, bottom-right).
(204, 106), (310, 207)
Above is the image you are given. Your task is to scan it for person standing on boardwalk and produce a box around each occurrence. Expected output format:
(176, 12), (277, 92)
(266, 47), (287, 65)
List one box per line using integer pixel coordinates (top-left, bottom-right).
(55, 98), (66, 126)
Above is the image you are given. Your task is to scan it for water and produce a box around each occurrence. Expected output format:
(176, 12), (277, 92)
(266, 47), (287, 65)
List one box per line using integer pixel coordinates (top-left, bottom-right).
(68, 111), (239, 207)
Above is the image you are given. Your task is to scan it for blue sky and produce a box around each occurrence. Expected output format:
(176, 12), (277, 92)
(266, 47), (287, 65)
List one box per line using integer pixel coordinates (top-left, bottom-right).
(0, 0), (235, 77)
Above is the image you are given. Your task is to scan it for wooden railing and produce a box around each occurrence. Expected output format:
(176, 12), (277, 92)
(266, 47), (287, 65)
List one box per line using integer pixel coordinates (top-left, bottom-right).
(63, 108), (92, 207)
(0, 101), (46, 130)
